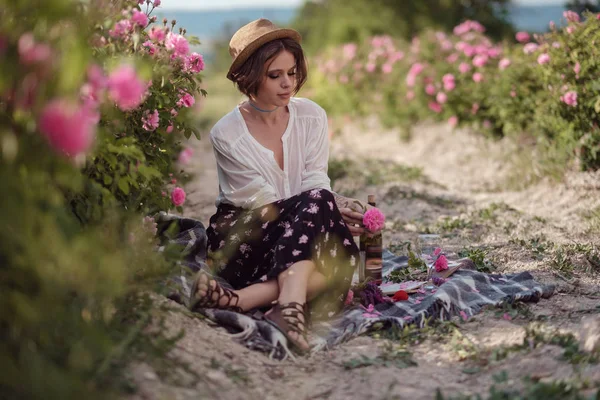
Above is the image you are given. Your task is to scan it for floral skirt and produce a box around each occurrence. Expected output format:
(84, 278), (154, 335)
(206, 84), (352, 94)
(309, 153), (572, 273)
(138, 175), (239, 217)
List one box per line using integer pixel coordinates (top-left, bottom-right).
(206, 188), (359, 319)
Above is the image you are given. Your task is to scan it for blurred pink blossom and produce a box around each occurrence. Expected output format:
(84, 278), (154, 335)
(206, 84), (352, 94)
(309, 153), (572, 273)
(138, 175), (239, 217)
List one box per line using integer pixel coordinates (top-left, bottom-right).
(425, 84), (436, 95)
(499, 58), (511, 70)
(142, 109), (159, 131)
(389, 51), (404, 62)
(458, 62), (471, 74)
(148, 26), (166, 42)
(560, 91), (578, 106)
(552, 42), (561, 48)
(574, 62), (581, 76)
(142, 40), (156, 55)
(563, 10), (580, 23)
(166, 124), (174, 133)
(107, 64), (147, 111)
(472, 54), (488, 67)
(408, 62), (425, 76)
(339, 75), (349, 83)
(171, 187), (186, 206)
(109, 19), (132, 39)
(382, 63), (393, 74)
(366, 62), (376, 73)
(18, 33), (51, 65)
(471, 103), (480, 114)
(131, 9), (148, 27)
(510, 90), (517, 98)
(483, 119), (492, 129)
(448, 116), (458, 128)
(165, 32), (190, 58)
(178, 147), (194, 164)
(428, 101), (442, 113)
(343, 43), (357, 60)
(523, 43), (539, 54)
(515, 31), (530, 43)
(436, 92), (447, 104)
(487, 47), (502, 58)
(537, 53), (550, 65)
(446, 53), (459, 63)
(566, 26), (575, 34)
(406, 91), (415, 101)
(39, 99), (96, 157)
(473, 72), (483, 82)
(153, 0), (161, 6)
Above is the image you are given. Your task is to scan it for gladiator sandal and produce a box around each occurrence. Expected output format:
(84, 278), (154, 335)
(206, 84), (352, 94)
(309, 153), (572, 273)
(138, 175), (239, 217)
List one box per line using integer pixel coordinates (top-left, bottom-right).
(264, 301), (310, 354)
(188, 271), (243, 313)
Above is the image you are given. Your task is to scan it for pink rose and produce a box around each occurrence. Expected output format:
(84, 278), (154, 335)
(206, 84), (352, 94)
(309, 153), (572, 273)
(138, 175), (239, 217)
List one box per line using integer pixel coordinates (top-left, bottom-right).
(574, 62), (581, 75)
(434, 255), (449, 272)
(39, 99), (96, 157)
(166, 124), (174, 133)
(382, 63), (393, 74)
(365, 62), (376, 73)
(171, 187), (186, 206)
(343, 43), (357, 60)
(142, 109), (159, 131)
(425, 84), (436, 96)
(18, 33), (51, 65)
(131, 9), (148, 27)
(148, 26), (166, 42)
(537, 53), (550, 65)
(515, 31), (530, 43)
(458, 62), (471, 74)
(436, 92), (447, 104)
(428, 101), (442, 113)
(523, 43), (539, 55)
(446, 53), (459, 63)
(472, 72), (483, 83)
(560, 90), (578, 107)
(109, 19), (132, 39)
(165, 32), (190, 58)
(178, 147), (194, 164)
(472, 54), (488, 68)
(363, 207), (385, 233)
(448, 116), (458, 128)
(498, 58), (511, 70)
(563, 10), (580, 23)
(107, 64), (147, 111)
(142, 40), (156, 56)
(177, 92), (195, 108)
(184, 52), (205, 73)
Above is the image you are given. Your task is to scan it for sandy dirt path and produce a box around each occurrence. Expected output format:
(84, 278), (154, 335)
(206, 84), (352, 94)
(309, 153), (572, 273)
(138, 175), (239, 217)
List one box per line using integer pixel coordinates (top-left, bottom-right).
(130, 116), (600, 400)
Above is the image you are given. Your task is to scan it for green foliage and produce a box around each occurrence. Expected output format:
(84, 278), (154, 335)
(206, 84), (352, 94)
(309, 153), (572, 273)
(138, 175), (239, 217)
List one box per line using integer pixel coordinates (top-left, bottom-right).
(307, 10), (600, 173)
(293, 0), (515, 55)
(0, 0), (206, 397)
(458, 247), (497, 272)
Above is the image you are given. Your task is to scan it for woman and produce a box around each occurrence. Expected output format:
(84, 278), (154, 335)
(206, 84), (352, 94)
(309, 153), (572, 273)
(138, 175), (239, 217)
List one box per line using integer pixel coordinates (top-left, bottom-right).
(189, 19), (379, 353)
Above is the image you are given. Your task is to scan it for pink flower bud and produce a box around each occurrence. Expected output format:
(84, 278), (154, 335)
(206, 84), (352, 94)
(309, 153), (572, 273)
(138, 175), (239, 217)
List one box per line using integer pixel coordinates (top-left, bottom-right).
(171, 187), (186, 206)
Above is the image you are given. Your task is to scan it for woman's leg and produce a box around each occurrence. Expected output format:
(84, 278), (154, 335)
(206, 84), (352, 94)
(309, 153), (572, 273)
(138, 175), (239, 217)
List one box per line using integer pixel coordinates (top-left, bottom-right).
(193, 268), (328, 312)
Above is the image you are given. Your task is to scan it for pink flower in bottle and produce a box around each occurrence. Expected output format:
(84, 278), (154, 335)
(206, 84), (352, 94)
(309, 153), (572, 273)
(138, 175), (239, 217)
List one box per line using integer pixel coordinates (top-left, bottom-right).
(560, 90), (578, 107)
(184, 52), (205, 73)
(131, 9), (148, 27)
(171, 187), (186, 206)
(107, 64), (147, 111)
(141, 109), (159, 131)
(363, 207), (385, 232)
(515, 31), (530, 43)
(165, 32), (190, 58)
(39, 99), (96, 157)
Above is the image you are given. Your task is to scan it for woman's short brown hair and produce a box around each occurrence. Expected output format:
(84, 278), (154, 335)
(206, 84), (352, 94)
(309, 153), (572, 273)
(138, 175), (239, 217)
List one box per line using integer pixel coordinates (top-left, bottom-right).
(230, 38), (307, 98)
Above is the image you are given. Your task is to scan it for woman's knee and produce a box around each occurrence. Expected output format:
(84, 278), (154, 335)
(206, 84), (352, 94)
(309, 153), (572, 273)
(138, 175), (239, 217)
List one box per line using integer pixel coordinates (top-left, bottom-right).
(277, 260), (315, 283)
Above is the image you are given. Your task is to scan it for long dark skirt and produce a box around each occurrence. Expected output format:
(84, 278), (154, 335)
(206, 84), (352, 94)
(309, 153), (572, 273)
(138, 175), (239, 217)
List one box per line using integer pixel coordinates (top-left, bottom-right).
(206, 188), (359, 320)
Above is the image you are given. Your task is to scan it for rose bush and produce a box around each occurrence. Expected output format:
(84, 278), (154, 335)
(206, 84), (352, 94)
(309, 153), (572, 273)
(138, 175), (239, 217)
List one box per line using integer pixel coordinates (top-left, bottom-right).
(0, 0), (205, 397)
(309, 11), (600, 172)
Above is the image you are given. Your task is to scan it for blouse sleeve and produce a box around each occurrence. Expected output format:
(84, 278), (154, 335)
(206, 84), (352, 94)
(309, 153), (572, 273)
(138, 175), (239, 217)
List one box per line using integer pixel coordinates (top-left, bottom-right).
(211, 133), (279, 210)
(300, 107), (332, 192)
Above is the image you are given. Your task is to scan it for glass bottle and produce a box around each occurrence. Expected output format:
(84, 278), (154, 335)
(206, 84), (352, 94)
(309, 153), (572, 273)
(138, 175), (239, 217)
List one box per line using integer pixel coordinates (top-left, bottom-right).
(362, 194), (383, 284)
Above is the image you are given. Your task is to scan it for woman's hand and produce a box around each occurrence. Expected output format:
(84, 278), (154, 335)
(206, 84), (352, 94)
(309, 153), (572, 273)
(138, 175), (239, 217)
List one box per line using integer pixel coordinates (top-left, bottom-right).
(338, 207), (365, 236)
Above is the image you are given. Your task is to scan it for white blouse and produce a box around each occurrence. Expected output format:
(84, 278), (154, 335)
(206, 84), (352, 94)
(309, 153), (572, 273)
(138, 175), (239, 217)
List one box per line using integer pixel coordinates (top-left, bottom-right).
(210, 97), (332, 210)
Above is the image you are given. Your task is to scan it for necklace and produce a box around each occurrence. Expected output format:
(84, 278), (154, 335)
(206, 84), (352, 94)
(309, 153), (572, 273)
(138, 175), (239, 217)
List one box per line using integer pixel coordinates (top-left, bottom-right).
(248, 101), (279, 113)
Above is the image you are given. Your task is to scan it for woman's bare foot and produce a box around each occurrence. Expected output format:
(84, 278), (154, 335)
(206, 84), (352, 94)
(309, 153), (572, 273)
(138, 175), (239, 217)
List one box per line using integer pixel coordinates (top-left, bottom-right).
(189, 271), (244, 312)
(265, 301), (309, 352)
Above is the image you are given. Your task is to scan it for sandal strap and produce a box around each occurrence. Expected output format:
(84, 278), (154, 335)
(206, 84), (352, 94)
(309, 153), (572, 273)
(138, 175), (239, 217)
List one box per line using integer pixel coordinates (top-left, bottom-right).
(194, 273), (243, 313)
(279, 302), (308, 337)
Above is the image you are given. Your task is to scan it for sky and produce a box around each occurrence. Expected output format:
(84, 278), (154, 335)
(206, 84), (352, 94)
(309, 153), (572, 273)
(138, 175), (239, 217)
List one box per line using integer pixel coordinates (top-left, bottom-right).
(160, 0), (565, 10)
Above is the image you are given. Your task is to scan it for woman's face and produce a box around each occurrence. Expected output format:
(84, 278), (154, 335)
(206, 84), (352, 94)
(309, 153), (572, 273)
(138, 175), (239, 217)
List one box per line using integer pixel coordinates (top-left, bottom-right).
(254, 50), (297, 107)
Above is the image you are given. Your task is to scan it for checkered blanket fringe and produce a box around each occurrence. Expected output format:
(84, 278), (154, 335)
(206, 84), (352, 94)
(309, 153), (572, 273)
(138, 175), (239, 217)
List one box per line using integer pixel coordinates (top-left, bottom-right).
(155, 213), (556, 360)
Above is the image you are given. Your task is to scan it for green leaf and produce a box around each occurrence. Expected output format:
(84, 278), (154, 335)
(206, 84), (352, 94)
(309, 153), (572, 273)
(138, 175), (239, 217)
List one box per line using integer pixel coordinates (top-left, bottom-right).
(103, 174), (113, 185)
(117, 178), (129, 195)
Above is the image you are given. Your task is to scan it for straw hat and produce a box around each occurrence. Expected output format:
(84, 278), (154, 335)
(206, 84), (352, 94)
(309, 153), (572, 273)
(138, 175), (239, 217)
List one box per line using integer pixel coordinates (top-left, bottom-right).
(227, 18), (302, 81)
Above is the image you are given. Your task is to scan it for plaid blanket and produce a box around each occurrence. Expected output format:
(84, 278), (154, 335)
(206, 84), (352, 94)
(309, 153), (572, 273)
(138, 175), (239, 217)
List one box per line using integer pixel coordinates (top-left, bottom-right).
(155, 213), (556, 360)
